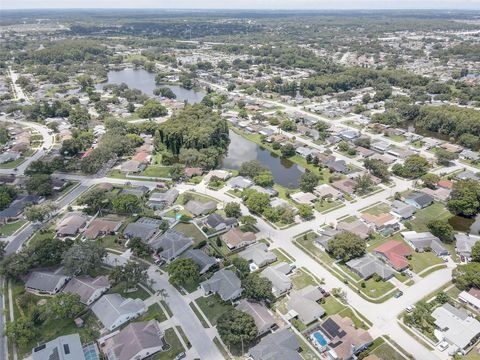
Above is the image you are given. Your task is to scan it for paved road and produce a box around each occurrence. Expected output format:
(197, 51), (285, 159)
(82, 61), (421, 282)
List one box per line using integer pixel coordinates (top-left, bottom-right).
(8, 67), (30, 104)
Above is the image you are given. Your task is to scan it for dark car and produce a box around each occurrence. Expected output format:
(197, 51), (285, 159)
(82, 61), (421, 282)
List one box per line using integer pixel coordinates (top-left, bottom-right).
(393, 291), (404, 298)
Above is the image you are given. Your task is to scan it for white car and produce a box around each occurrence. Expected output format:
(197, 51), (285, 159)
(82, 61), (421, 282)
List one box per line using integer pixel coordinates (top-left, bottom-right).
(405, 305), (414, 313)
(438, 341), (449, 351)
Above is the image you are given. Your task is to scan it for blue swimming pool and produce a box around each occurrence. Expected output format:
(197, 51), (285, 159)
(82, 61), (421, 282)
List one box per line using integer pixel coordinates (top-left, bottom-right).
(312, 331), (328, 347)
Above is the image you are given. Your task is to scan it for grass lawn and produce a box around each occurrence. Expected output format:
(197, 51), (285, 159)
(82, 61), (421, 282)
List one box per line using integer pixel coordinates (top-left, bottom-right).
(409, 251), (444, 273)
(291, 268), (318, 290)
(296, 335), (319, 360)
(139, 303), (168, 323)
(0, 157), (26, 169)
(172, 222), (206, 245)
(175, 191), (220, 205)
(338, 307), (369, 329)
(97, 234), (126, 252)
(0, 220), (27, 236)
(361, 202), (391, 216)
(189, 302), (209, 328)
(107, 283), (151, 300)
(107, 169), (128, 179)
(337, 215), (357, 223)
(387, 135), (406, 143)
(410, 203), (452, 232)
(213, 337), (230, 359)
(314, 200), (344, 213)
(322, 296), (346, 316)
(195, 295), (234, 326)
(271, 248), (295, 264)
(360, 277), (395, 298)
(152, 328), (185, 360)
(140, 166), (172, 178)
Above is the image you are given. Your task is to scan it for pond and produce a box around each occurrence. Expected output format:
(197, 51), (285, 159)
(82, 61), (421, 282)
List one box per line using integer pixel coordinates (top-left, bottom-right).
(449, 214), (480, 234)
(96, 68), (205, 103)
(222, 130), (304, 188)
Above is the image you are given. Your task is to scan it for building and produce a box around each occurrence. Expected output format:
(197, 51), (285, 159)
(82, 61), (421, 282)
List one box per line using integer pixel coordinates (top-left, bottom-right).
(26, 269), (70, 295)
(184, 200), (217, 216)
(401, 231), (449, 256)
(180, 249), (217, 274)
(314, 184), (343, 200)
(291, 191), (317, 204)
(419, 187), (451, 203)
(404, 192), (434, 209)
(432, 303), (480, 354)
(204, 213), (237, 232)
(337, 220), (372, 240)
(455, 233), (480, 262)
(147, 189), (179, 209)
(360, 213), (399, 231)
(62, 276), (110, 305)
(121, 186), (149, 198)
(315, 228), (340, 252)
(236, 299), (276, 335)
(83, 219), (122, 239)
(56, 213), (87, 238)
(260, 262), (293, 297)
(120, 160), (143, 173)
(228, 176), (254, 189)
(222, 227), (256, 250)
(92, 294), (147, 331)
(374, 240), (412, 271)
(0, 194), (40, 223)
(32, 334), (89, 360)
(287, 285), (325, 325)
(346, 255), (394, 280)
(238, 243), (277, 268)
(123, 222), (159, 242)
(200, 268), (243, 301)
(390, 200), (416, 219)
(101, 320), (166, 360)
(459, 288), (480, 311)
(331, 178), (357, 195)
(248, 328), (302, 360)
(149, 229), (194, 262)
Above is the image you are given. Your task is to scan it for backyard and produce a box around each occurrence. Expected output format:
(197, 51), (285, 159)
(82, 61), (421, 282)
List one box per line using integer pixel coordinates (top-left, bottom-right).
(195, 294), (234, 326)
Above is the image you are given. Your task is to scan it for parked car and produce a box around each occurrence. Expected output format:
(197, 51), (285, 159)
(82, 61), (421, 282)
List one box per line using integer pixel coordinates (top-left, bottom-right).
(393, 291), (404, 298)
(438, 341), (449, 351)
(405, 305), (414, 313)
(174, 353), (186, 360)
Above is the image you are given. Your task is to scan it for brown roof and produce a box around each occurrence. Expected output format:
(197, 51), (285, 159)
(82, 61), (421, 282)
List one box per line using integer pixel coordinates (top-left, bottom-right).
(360, 213), (395, 228)
(132, 151), (150, 163)
(468, 287), (480, 300)
(332, 178), (357, 194)
(84, 218), (122, 239)
(337, 220), (372, 239)
(222, 228), (256, 248)
(185, 167), (203, 177)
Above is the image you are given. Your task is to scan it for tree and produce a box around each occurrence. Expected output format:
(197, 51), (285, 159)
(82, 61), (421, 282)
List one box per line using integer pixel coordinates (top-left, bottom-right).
(25, 160), (54, 175)
(392, 155), (430, 179)
(244, 190), (270, 214)
(154, 87), (176, 99)
(435, 148), (458, 166)
(354, 174), (374, 195)
(448, 179), (480, 217)
(280, 143), (295, 158)
(137, 99), (167, 118)
(242, 274), (274, 302)
(62, 242), (107, 276)
(110, 261), (148, 292)
(239, 160), (265, 178)
(24, 201), (57, 222)
(128, 237), (151, 257)
(78, 188), (110, 214)
(354, 137), (371, 148)
(327, 231), (366, 262)
(299, 171), (320, 192)
(427, 220), (454, 243)
(436, 292), (450, 305)
(48, 293), (83, 319)
(224, 202), (241, 218)
(421, 173), (440, 189)
(217, 309), (257, 347)
(26, 174), (53, 196)
(167, 258), (199, 287)
(458, 133), (480, 150)
(232, 257), (250, 279)
(0, 252), (33, 279)
(364, 159), (390, 181)
(240, 215), (257, 226)
(5, 317), (37, 348)
(453, 262), (480, 290)
(404, 301), (435, 336)
(112, 194), (142, 214)
(170, 164), (185, 181)
(297, 204), (313, 220)
(254, 171), (274, 187)
(471, 241), (480, 262)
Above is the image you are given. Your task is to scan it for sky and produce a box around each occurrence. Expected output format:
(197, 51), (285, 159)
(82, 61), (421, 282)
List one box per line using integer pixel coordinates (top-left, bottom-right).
(2, 0), (480, 10)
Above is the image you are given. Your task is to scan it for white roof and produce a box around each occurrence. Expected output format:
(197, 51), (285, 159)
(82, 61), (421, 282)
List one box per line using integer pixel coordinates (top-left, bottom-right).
(459, 291), (480, 309)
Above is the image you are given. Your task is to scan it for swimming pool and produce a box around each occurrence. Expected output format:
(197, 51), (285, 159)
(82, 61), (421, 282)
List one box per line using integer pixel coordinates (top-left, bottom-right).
(311, 331), (328, 347)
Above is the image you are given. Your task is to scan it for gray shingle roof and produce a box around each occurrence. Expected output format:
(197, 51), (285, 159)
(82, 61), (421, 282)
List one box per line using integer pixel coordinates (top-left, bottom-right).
(201, 269), (243, 301)
(91, 294), (146, 330)
(249, 328), (302, 360)
(180, 249), (216, 274)
(32, 334), (85, 360)
(149, 229), (194, 261)
(346, 254), (394, 280)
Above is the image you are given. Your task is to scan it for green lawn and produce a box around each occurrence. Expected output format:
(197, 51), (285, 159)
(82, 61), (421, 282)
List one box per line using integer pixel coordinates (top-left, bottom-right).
(291, 269), (318, 290)
(175, 191), (220, 205)
(107, 169), (128, 179)
(139, 303), (168, 323)
(213, 337), (230, 359)
(152, 328), (185, 360)
(360, 277), (395, 298)
(140, 166), (172, 178)
(195, 295), (234, 326)
(410, 203), (452, 232)
(0, 157), (26, 169)
(173, 222), (207, 245)
(189, 302), (209, 328)
(314, 200), (344, 213)
(322, 296), (346, 316)
(338, 307), (369, 329)
(0, 220), (27, 236)
(107, 283), (151, 300)
(271, 248), (295, 264)
(409, 251), (444, 273)
(361, 202), (391, 216)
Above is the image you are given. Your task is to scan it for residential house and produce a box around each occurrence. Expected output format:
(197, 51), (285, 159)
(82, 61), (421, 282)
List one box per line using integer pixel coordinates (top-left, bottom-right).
(291, 191), (317, 204)
(248, 328), (302, 360)
(315, 228), (340, 252)
(459, 288), (480, 311)
(326, 159), (348, 174)
(374, 240), (412, 271)
(222, 227), (256, 250)
(83, 219), (122, 239)
(331, 178), (357, 195)
(369, 153), (396, 165)
(236, 299), (276, 335)
(205, 170), (231, 182)
(204, 213), (237, 233)
(184, 200), (217, 216)
(404, 192), (434, 209)
(296, 146), (314, 158)
(260, 262), (293, 297)
(455, 233), (480, 262)
(0, 151), (20, 164)
(123, 222), (159, 242)
(180, 249), (217, 274)
(337, 220), (372, 240)
(200, 269), (243, 301)
(356, 146), (375, 158)
(314, 184), (343, 200)
(432, 303), (480, 354)
(0, 194), (40, 224)
(360, 212), (399, 232)
(228, 176), (254, 189)
(102, 320), (166, 360)
(149, 229), (194, 262)
(184, 167), (203, 178)
(456, 170), (479, 181)
(401, 231), (449, 256)
(120, 160), (143, 173)
(121, 186), (149, 198)
(287, 285), (325, 325)
(238, 243), (277, 268)
(340, 130), (359, 140)
(32, 334), (86, 360)
(371, 141), (390, 153)
(250, 185), (278, 197)
(319, 315), (373, 359)
(146, 189), (179, 209)
(419, 187), (451, 203)
(26, 269), (70, 295)
(56, 213), (87, 238)
(91, 294), (147, 331)
(346, 255), (394, 280)
(460, 150), (479, 161)
(62, 275), (110, 305)
(390, 200), (416, 219)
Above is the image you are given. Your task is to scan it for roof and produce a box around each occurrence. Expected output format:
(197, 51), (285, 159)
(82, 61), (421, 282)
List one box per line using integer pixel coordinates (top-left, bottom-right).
(391, 200), (416, 219)
(314, 184), (342, 199)
(184, 200), (217, 216)
(459, 289), (480, 310)
(374, 240), (412, 270)
(103, 320), (165, 360)
(123, 222), (158, 241)
(406, 192), (434, 207)
(26, 270), (69, 293)
(205, 213), (237, 229)
(261, 262), (292, 296)
(149, 229), (194, 261)
(132, 151), (150, 163)
(238, 243), (277, 267)
(455, 233), (480, 257)
(184, 167), (203, 177)
(401, 231), (448, 255)
(180, 249), (216, 273)
(0, 194), (40, 218)
(84, 219), (121, 239)
(337, 220), (372, 240)
(236, 299), (276, 334)
(249, 328), (302, 360)
(91, 294), (146, 330)
(120, 160), (141, 173)
(62, 276), (110, 304)
(291, 191), (317, 204)
(287, 285), (325, 324)
(228, 176), (254, 189)
(331, 178), (357, 194)
(346, 255), (394, 280)
(148, 189), (179, 206)
(57, 213), (87, 236)
(360, 212), (396, 228)
(201, 269), (242, 301)
(222, 228), (256, 249)
(432, 303), (480, 350)
(121, 186), (149, 197)
(32, 334), (85, 360)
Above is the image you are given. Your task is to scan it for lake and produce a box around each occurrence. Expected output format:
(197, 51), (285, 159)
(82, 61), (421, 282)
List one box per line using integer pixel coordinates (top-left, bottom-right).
(449, 214), (480, 235)
(222, 130), (304, 188)
(97, 68), (205, 103)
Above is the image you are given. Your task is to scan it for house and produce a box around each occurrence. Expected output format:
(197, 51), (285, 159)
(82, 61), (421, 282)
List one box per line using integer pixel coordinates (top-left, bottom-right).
(260, 262), (293, 297)
(121, 186), (149, 198)
(315, 228), (340, 252)
(62, 275), (110, 305)
(319, 315), (373, 359)
(180, 249), (217, 274)
(259, 128), (274, 136)
(238, 243), (277, 268)
(455, 233), (480, 262)
(236, 299), (276, 335)
(248, 328), (302, 360)
(314, 184), (343, 200)
(374, 240), (412, 271)
(459, 288), (480, 311)
(401, 231), (449, 256)
(56, 213), (87, 238)
(432, 303), (480, 353)
(404, 192), (434, 209)
(346, 254), (394, 280)
(460, 149), (479, 161)
(184, 200), (217, 216)
(331, 178), (357, 195)
(456, 170), (479, 181)
(204, 213), (237, 232)
(132, 151), (151, 164)
(340, 130), (359, 140)
(0, 151), (21, 164)
(102, 320), (166, 360)
(390, 200), (416, 219)
(200, 268), (243, 301)
(326, 159), (348, 174)
(228, 176), (253, 189)
(32, 334), (86, 360)
(437, 180), (453, 190)
(371, 141), (390, 153)
(149, 229), (194, 262)
(0, 194), (40, 223)
(52, 178), (67, 191)
(147, 189), (179, 209)
(91, 294), (147, 331)
(356, 146), (375, 158)
(250, 185), (278, 197)
(419, 187), (451, 202)
(120, 160), (143, 173)
(369, 153), (396, 165)
(287, 285), (325, 325)
(360, 213), (399, 231)
(222, 227), (256, 250)
(291, 191), (317, 204)
(205, 170), (231, 182)
(296, 146), (314, 157)
(26, 269), (70, 295)
(337, 220), (372, 240)
(123, 222), (158, 242)
(184, 167), (203, 178)
(83, 219), (122, 239)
